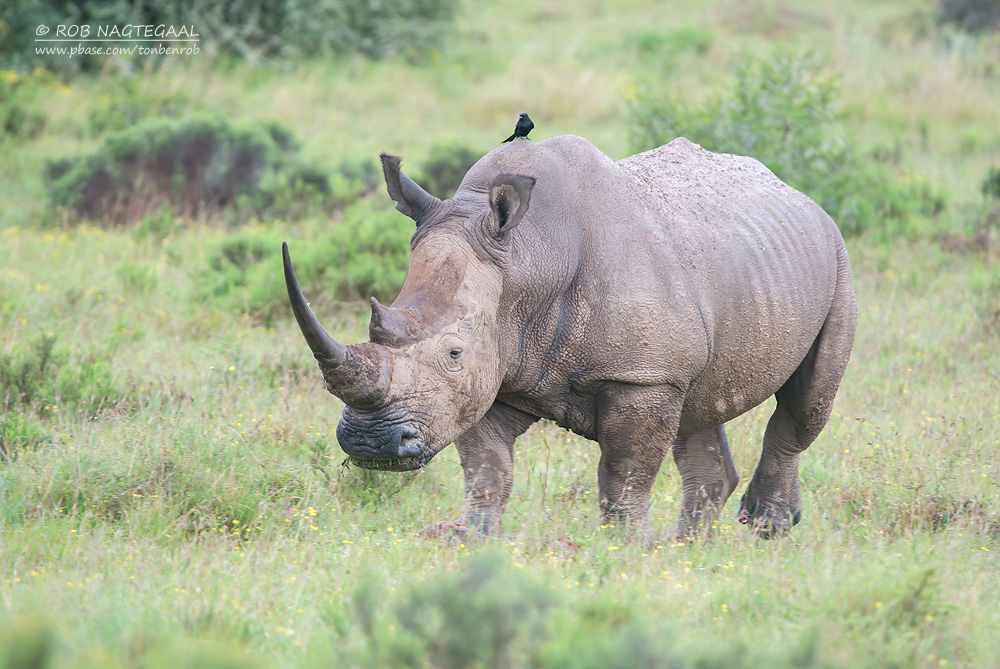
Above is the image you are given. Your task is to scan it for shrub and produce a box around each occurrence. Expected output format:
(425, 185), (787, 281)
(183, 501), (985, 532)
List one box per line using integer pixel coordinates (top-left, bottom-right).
(0, 0), (66, 70)
(533, 593), (685, 669)
(300, 200), (413, 303)
(981, 166), (1000, 200)
(199, 0), (460, 62)
(938, 0), (1000, 33)
(200, 199), (413, 324)
(416, 142), (482, 199)
(627, 52), (929, 237)
(354, 550), (556, 668)
(0, 332), (130, 415)
(0, 70), (46, 140)
(631, 27), (714, 58)
(0, 0), (459, 70)
(0, 412), (50, 462)
(0, 614), (55, 669)
(45, 114), (333, 224)
(86, 78), (188, 136)
(340, 552), (861, 669)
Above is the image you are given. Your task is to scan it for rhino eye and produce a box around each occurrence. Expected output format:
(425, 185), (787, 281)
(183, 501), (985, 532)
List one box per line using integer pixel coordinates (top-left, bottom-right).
(449, 348), (463, 359)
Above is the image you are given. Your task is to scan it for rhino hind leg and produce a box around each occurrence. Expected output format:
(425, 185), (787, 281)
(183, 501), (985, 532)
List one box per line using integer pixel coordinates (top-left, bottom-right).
(672, 424), (740, 541)
(739, 249), (857, 539)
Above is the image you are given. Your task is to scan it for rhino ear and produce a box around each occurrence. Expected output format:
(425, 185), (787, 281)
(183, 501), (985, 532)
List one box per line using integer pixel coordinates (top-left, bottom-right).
(489, 174), (535, 235)
(381, 152), (441, 223)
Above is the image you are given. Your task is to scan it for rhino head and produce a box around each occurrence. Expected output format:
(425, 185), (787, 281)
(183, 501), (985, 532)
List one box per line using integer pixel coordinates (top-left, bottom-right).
(284, 151), (536, 471)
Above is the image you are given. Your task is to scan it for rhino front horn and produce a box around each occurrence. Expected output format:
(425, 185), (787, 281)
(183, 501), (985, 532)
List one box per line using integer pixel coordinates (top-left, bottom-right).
(282, 242), (391, 408)
(282, 242), (348, 365)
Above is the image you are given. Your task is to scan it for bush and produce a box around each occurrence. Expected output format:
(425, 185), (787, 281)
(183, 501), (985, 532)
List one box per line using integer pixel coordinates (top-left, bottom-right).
(337, 551), (863, 669)
(200, 199), (413, 324)
(0, 0), (67, 70)
(627, 52), (930, 236)
(938, 0), (1000, 33)
(0, 614), (55, 669)
(0, 70), (46, 141)
(0, 0), (459, 70)
(0, 332), (130, 415)
(0, 412), (50, 462)
(416, 142), (482, 199)
(981, 166), (1000, 200)
(86, 78), (188, 137)
(45, 114), (334, 224)
(352, 550), (556, 668)
(631, 27), (714, 58)
(199, 0), (460, 62)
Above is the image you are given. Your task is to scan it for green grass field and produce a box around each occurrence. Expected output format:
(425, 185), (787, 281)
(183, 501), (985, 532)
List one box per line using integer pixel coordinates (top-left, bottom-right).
(2, 0), (999, 667)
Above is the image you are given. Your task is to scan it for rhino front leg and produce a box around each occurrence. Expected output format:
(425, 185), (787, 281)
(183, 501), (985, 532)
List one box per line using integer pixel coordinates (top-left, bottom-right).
(596, 385), (683, 540)
(672, 424), (739, 541)
(451, 401), (537, 535)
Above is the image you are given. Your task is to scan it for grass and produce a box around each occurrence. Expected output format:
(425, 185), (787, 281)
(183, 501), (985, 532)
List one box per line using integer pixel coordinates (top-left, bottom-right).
(2, 0), (1000, 666)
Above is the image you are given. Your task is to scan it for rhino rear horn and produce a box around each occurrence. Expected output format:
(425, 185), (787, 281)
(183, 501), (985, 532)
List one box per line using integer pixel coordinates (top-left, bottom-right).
(380, 152), (442, 223)
(369, 297), (422, 346)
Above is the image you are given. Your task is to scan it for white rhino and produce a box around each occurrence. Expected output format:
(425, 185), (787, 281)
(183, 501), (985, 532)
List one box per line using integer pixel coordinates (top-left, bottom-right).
(283, 136), (857, 539)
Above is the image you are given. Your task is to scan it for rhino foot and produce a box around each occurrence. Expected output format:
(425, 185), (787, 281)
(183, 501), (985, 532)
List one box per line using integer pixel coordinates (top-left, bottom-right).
(419, 520), (491, 543)
(737, 496), (801, 540)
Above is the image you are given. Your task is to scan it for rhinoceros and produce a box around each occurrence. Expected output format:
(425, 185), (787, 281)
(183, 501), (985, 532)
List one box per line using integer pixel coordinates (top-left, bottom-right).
(282, 135), (856, 539)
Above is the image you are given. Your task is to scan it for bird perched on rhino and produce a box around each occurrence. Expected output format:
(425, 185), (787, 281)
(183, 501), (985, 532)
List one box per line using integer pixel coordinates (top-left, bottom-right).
(501, 112), (533, 143)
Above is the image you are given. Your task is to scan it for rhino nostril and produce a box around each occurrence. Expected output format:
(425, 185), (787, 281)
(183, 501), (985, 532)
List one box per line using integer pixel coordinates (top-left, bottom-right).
(398, 427), (423, 458)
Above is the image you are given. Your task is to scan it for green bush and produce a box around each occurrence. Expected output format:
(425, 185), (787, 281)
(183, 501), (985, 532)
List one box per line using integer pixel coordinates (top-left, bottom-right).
(0, 0), (459, 70)
(45, 114), (333, 224)
(115, 259), (160, 294)
(0, 614), (55, 669)
(303, 200), (413, 303)
(353, 550), (556, 668)
(0, 332), (130, 415)
(631, 27), (714, 58)
(981, 166), (1000, 200)
(86, 78), (188, 137)
(0, 0), (66, 70)
(200, 199), (412, 324)
(416, 142), (482, 199)
(0, 71), (46, 141)
(200, 0), (460, 62)
(627, 52), (935, 237)
(0, 412), (50, 462)
(338, 551), (864, 669)
(938, 0), (1000, 33)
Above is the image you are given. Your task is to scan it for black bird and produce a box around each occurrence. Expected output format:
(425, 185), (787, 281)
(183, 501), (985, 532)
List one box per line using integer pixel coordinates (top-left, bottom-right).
(501, 112), (534, 143)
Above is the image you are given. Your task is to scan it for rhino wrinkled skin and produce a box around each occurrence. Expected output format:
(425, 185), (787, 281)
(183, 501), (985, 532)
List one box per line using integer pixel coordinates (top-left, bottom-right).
(283, 136), (857, 540)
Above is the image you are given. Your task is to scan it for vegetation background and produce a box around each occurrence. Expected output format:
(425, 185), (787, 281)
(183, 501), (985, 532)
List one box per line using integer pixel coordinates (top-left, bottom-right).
(1, 0), (999, 666)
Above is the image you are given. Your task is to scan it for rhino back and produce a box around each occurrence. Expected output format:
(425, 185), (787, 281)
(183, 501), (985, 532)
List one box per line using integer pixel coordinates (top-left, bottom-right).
(614, 138), (843, 430)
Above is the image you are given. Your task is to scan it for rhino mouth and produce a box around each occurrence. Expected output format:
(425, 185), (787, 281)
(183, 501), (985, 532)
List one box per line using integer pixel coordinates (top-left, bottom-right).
(347, 440), (436, 472)
(337, 410), (437, 472)
(348, 454), (429, 472)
